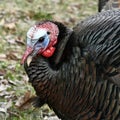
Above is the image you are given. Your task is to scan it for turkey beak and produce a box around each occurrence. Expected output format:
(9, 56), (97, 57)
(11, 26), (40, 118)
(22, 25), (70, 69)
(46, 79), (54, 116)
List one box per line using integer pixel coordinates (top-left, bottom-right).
(21, 46), (33, 66)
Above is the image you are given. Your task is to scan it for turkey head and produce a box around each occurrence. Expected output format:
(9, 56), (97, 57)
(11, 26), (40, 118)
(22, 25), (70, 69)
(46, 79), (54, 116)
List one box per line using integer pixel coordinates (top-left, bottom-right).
(21, 21), (59, 65)
(21, 21), (72, 66)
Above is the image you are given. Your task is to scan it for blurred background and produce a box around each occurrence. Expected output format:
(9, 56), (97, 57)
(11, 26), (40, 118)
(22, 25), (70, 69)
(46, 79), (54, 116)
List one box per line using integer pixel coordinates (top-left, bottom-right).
(0, 0), (97, 119)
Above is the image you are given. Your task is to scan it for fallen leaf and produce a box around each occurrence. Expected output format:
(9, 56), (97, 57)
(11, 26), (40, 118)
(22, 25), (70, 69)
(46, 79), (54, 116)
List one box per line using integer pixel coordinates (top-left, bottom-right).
(0, 112), (6, 120)
(0, 84), (7, 92)
(0, 79), (10, 93)
(6, 52), (19, 60)
(0, 54), (6, 61)
(0, 91), (12, 97)
(44, 116), (60, 120)
(0, 79), (8, 85)
(5, 100), (12, 110)
(15, 39), (25, 46)
(0, 70), (6, 76)
(0, 18), (5, 26)
(15, 91), (34, 110)
(4, 22), (16, 30)
(7, 110), (20, 118)
(0, 107), (6, 113)
(5, 36), (16, 45)
(8, 80), (17, 86)
(0, 101), (11, 119)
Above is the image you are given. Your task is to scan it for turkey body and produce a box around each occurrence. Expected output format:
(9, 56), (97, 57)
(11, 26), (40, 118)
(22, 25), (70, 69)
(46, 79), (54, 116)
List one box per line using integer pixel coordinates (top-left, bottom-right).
(24, 10), (120, 120)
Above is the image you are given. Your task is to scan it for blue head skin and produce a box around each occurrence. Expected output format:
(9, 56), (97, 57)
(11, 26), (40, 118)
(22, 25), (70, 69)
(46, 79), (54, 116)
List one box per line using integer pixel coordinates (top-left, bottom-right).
(27, 28), (50, 56)
(21, 26), (50, 64)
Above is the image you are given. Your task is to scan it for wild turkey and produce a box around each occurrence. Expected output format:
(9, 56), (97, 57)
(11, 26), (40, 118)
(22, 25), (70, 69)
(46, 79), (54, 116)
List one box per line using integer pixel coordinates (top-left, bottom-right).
(21, 1), (120, 120)
(98, 0), (120, 12)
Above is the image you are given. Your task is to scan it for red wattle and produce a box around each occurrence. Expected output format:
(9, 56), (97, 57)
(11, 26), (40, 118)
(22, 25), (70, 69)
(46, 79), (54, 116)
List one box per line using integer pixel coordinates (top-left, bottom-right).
(42, 47), (55, 57)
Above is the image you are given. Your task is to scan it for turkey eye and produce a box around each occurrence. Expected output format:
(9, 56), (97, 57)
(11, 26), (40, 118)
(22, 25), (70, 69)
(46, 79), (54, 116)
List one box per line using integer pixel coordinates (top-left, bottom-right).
(38, 37), (44, 42)
(47, 31), (50, 35)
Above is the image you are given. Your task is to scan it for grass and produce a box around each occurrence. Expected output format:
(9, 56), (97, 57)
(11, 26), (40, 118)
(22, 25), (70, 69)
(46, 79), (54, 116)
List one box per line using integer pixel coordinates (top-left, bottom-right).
(0, 0), (97, 119)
